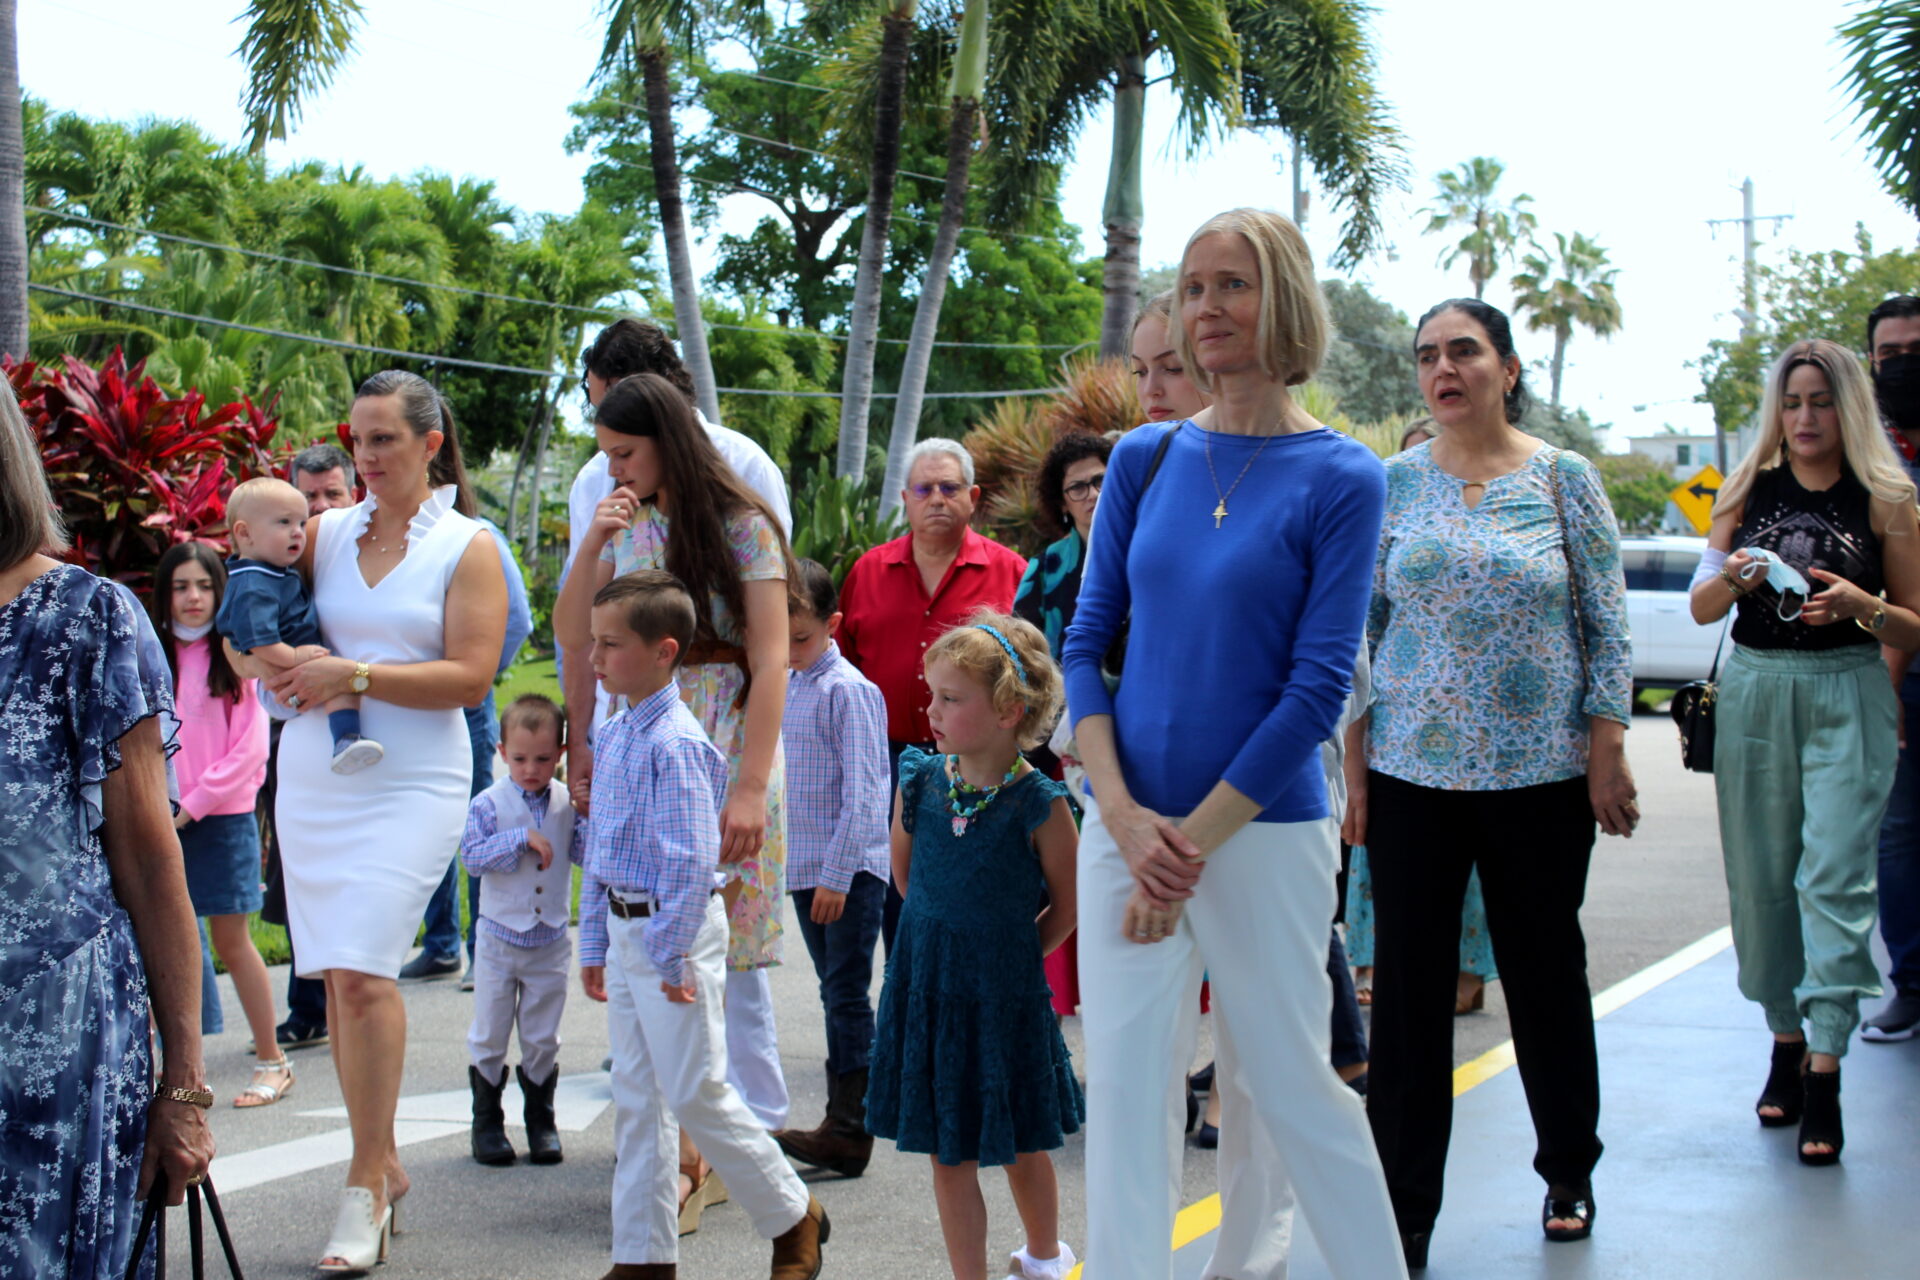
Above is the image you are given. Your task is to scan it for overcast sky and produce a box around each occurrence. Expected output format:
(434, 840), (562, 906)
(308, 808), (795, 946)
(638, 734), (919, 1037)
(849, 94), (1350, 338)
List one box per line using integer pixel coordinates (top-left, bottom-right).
(24, 0), (1919, 450)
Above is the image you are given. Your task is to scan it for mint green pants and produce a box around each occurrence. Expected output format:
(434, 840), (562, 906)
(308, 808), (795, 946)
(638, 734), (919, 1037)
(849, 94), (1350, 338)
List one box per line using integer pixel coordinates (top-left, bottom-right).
(1714, 645), (1894, 1057)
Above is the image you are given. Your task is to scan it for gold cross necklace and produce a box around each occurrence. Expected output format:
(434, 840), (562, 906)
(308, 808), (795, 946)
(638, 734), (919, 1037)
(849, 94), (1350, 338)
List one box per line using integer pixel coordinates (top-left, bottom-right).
(1204, 430), (1275, 528)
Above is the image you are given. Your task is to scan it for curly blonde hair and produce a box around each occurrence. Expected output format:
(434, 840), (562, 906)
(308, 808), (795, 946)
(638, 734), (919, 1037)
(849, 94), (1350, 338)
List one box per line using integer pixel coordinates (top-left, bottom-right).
(924, 609), (1064, 750)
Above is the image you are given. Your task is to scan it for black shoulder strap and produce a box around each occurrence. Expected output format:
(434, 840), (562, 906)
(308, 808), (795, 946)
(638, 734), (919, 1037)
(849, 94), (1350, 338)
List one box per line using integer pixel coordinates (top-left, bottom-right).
(1139, 422), (1180, 496)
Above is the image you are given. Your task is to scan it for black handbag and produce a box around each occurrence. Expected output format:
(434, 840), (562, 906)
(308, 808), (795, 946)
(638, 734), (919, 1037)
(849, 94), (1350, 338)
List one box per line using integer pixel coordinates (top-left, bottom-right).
(1670, 619), (1730, 774)
(123, 1172), (247, 1280)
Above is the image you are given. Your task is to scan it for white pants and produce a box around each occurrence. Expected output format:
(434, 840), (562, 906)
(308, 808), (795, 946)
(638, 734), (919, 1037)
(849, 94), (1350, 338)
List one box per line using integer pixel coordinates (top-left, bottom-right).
(1079, 799), (1406, 1280)
(725, 966), (789, 1129)
(467, 930), (571, 1085)
(605, 894), (809, 1264)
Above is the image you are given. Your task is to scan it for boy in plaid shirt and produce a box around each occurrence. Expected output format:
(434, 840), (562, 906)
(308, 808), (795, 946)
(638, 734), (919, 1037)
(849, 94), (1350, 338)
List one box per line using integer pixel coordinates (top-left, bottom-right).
(576, 569), (827, 1280)
(773, 560), (891, 1179)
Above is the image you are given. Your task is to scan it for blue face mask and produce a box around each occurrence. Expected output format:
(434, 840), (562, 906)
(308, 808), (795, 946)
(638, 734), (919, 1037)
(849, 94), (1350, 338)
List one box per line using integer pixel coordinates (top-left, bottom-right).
(1737, 547), (1811, 621)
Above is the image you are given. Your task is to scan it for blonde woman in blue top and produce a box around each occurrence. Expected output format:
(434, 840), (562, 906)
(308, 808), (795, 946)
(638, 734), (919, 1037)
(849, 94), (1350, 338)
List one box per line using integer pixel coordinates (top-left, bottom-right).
(1063, 208), (1405, 1280)
(1348, 299), (1635, 1268)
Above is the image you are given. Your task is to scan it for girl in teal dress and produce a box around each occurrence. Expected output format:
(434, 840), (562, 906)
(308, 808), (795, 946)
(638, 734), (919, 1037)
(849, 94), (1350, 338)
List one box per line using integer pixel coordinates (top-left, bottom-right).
(866, 611), (1084, 1280)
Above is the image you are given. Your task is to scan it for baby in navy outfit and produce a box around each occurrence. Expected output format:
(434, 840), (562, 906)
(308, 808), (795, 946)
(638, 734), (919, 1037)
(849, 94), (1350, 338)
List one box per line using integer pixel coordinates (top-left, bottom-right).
(216, 477), (383, 774)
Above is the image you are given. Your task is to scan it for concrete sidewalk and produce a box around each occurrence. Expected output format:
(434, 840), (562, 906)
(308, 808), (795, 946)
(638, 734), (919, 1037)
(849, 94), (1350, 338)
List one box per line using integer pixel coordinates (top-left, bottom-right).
(1169, 945), (1920, 1279)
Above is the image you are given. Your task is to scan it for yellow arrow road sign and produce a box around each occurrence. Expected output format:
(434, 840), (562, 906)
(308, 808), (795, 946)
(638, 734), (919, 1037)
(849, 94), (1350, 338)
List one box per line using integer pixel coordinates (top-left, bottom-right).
(1669, 464), (1723, 533)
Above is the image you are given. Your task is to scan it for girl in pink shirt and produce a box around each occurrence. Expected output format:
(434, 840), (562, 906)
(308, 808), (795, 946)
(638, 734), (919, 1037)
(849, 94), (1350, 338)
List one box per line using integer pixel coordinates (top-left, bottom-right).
(152, 542), (289, 1107)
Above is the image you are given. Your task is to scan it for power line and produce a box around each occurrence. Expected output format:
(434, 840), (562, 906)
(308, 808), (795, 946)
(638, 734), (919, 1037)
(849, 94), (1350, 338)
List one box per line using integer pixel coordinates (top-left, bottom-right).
(29, 283), (1068, 399)
(28, 207), (623, 319)
(705, 126), (952, 188)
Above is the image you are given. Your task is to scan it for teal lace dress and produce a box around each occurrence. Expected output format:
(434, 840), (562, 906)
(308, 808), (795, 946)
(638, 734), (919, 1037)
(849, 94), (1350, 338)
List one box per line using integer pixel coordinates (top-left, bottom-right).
(865, 749), (1084, 1166)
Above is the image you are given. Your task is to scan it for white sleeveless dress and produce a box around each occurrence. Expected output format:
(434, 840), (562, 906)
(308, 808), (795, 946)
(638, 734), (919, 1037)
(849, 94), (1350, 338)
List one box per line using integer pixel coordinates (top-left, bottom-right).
(277, 485), (484, 979)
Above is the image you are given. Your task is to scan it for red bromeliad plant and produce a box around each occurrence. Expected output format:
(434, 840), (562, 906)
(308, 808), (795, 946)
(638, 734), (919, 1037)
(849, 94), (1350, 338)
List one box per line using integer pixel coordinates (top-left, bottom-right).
(10, 349), (287, 591)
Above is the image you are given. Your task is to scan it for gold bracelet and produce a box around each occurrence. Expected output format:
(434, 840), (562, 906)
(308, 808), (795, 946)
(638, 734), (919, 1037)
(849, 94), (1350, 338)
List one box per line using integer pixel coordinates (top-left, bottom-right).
(1720, 567), (1747, 598)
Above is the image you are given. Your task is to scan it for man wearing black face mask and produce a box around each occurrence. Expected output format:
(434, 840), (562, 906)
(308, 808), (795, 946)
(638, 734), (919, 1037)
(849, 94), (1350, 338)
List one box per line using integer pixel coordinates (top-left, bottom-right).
(1867, 295), (1920, 1042)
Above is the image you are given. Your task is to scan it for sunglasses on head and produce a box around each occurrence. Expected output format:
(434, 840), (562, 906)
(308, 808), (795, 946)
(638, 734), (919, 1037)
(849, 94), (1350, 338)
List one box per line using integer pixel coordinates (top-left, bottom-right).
(910, 481), (966, 500)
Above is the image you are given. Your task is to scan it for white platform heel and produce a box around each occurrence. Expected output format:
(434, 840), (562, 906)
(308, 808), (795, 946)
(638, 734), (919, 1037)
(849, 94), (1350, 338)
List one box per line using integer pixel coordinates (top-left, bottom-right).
(317, 1184), (392, 1273)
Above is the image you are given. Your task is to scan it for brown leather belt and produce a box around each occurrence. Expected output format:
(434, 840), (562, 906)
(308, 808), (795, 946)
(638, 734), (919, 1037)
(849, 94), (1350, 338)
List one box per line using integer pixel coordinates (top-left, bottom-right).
(682, 638), (751, 710)
(606, 886), (720, 919)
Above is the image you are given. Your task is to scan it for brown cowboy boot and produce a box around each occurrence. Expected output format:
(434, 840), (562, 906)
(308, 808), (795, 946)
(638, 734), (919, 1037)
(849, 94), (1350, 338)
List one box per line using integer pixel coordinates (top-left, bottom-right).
(768, 1195), (830, 1280)
(597, 1265), (675, 1279)
(774, 1068), (872, 1177)
(772, 1069), (836, 1154)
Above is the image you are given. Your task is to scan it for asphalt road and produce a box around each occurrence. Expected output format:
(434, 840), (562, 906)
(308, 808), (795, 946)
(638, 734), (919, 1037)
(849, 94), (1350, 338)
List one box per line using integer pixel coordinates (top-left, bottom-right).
(176, 714), (1737, 1279)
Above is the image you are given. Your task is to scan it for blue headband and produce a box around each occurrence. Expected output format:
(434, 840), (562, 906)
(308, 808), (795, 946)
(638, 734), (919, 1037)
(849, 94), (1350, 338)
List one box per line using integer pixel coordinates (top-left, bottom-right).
(974, 624), (1029, 684)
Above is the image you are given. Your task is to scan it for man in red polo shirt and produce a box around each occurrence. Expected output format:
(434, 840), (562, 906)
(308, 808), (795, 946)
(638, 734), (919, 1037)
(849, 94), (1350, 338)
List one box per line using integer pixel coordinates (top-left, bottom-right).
(838, 437), (1029, 948)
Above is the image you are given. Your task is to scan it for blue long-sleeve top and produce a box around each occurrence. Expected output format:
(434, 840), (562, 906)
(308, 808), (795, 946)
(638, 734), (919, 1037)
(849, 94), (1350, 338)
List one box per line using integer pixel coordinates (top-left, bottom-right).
(1061, 423), (1387, 823)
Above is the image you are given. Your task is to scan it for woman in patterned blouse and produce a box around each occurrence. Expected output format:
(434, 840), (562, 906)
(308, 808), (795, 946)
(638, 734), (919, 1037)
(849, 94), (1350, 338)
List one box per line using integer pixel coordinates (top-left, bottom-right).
(1344, 298), (1635, 1267)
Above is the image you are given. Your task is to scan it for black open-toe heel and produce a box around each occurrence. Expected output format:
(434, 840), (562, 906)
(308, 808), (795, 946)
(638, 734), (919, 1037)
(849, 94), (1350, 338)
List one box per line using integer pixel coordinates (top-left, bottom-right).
(1543, 1184), (1595, 1243)
(1798, 1067), (1843, 1166)
(1399, 1228), (1431, 1270)
(1756, 1038), (1807, 1128)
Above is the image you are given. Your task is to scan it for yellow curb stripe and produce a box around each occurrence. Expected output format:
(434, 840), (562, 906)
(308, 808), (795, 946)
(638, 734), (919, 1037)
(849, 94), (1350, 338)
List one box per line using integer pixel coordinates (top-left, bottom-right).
(1064, 926), (1734, 1277)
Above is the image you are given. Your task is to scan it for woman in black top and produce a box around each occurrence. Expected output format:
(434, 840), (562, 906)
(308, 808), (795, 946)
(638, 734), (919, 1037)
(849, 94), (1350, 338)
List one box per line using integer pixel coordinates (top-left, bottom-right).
(1690, 339), (1920, 1166)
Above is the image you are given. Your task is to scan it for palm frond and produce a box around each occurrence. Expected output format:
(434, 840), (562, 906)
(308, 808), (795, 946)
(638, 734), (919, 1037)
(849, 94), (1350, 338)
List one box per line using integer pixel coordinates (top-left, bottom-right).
(235, 0), (365, 154)
(1838, 1), (1920, 216)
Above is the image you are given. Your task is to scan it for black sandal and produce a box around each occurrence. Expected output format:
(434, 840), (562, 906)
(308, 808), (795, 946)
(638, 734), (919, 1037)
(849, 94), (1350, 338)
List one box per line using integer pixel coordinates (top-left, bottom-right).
(1542, 1183), (1595, 1243)
(1798, 1067), (1843, 1166)
(1756, 1038), (1807, 1128)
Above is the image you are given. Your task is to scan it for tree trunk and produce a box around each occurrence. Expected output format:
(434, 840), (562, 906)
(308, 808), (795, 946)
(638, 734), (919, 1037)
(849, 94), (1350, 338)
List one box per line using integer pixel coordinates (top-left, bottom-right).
(523, 383), (561, 565)
(880, 97), (980, 517)
(0, 0), (27, 360)
(1550, 328), (1568, 414)
(1099, 52), (1148, 360)
(507, 316), (562, 542)
(835, 6), (916, 480)
(1472, 208), (1488, 299)
(641, 48), (719, 423)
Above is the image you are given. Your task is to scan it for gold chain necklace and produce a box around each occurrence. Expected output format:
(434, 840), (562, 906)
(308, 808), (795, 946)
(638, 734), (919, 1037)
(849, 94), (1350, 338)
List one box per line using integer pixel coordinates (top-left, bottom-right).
(1204, 432), (1275, 528)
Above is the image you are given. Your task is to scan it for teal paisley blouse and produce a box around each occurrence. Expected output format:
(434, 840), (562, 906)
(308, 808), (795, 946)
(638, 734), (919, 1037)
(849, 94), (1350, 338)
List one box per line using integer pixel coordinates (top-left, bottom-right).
(1365, 443), (1632, 792)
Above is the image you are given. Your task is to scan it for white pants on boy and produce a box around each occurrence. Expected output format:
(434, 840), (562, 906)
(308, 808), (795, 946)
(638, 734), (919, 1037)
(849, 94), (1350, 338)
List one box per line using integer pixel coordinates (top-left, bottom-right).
(606, 893), (810, 1263)
(724, 966), (789, 1129)
(468, 930), (571, 1084)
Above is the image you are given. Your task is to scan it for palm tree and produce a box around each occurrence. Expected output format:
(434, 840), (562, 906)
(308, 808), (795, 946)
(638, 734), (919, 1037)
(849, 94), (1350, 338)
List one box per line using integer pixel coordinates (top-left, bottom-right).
(878, 0), (987, 513)
(832, 0), (917, 480)
(1509, 231), (1622, 414)
(1839, 1), (1920, 218)
(1, 0), (26, 359)
(592, 0), (737, 425)
(1422, 156), (1536, 300)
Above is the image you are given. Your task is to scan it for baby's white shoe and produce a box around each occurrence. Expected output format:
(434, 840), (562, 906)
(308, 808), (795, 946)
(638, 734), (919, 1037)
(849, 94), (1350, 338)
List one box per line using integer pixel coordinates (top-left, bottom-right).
(330, 735), (385, 775)
(1007, 1241), (1077, 1280)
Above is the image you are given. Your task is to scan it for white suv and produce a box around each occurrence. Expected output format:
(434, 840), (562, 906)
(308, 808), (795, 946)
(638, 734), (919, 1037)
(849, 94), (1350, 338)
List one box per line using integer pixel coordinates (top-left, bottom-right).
(1620, 535), (1728, 692)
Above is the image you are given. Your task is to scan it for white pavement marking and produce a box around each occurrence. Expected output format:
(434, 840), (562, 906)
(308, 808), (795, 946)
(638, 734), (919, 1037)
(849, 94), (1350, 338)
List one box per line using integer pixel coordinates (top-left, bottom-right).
(299, 1070), (614, 1132)
(210, 1120), (468, 1194)
(212, 1072), (615, 1195)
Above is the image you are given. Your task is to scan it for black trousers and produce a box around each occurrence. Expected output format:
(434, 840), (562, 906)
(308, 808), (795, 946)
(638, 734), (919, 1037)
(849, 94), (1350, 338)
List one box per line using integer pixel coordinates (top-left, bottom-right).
(1364, 770), (1603, 1232)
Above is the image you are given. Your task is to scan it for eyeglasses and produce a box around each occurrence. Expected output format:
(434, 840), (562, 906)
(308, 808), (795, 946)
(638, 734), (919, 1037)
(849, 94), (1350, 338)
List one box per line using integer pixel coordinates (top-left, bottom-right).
(909, 481), (966, 500)
(1063, 473), (1106, 502)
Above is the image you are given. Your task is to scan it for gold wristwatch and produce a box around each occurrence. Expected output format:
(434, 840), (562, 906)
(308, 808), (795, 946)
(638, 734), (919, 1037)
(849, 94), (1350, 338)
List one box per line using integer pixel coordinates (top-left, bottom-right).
(1857, 600), (1889, 635)
(350, 661), (371, 694)
(156, 1084), (214, 1109)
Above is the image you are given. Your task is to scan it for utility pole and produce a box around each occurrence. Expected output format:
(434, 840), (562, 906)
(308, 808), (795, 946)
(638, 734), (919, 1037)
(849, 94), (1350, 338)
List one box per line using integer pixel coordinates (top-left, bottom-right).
(1291, 135), (1309, 229)
(1706, 178), (1793, 474)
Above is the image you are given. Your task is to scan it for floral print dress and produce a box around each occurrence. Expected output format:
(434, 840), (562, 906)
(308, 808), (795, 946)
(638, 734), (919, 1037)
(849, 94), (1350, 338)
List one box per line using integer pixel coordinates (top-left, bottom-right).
(1, 565), (180, 1279)
(603, 505), (788, 970)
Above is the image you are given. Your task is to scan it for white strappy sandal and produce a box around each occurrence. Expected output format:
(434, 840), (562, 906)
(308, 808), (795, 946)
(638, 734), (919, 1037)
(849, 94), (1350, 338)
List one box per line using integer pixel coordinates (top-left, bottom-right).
(318, 1184), (392, 1274)
(232, 1057), (294, 1108)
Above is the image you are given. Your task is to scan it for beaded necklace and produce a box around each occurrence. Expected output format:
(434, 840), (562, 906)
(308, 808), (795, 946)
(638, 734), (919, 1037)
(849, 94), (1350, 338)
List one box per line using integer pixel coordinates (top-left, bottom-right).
(945, 755), (1021, 837)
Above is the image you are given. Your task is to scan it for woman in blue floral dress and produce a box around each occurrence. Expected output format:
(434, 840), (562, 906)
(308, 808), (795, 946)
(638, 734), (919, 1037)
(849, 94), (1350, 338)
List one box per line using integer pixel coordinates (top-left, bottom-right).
(0, 393), (213, 1278)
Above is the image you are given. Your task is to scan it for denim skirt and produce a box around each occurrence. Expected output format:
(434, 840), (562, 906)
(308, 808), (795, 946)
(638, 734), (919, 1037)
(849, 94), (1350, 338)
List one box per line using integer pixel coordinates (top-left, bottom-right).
(180, 811), (265, 916)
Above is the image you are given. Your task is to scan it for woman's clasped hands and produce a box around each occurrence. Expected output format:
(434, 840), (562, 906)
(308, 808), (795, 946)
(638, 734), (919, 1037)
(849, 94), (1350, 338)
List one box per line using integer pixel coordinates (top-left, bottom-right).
(1109, 798), (1204, 946)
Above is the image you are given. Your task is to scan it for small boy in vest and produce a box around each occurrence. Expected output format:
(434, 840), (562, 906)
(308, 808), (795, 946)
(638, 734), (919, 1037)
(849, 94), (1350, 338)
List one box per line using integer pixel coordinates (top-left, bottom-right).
(462, 693), (583, 1166)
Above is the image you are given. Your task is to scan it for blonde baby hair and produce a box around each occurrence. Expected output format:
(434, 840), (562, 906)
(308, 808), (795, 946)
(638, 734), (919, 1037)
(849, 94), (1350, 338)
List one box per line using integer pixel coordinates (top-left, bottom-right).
(924, 609), (1064, 750)
(226, 476), (307, 528)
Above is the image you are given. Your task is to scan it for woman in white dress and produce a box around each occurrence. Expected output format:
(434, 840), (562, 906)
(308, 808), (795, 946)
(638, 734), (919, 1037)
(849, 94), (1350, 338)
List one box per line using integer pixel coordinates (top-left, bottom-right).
(242, 371), (505, 1272)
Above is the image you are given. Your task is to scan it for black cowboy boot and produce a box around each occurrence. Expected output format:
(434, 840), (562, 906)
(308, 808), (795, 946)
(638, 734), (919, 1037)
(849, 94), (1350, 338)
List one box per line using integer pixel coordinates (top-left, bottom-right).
(518, 1064), (564, 1165)
(470, 1065), (515, 1166)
